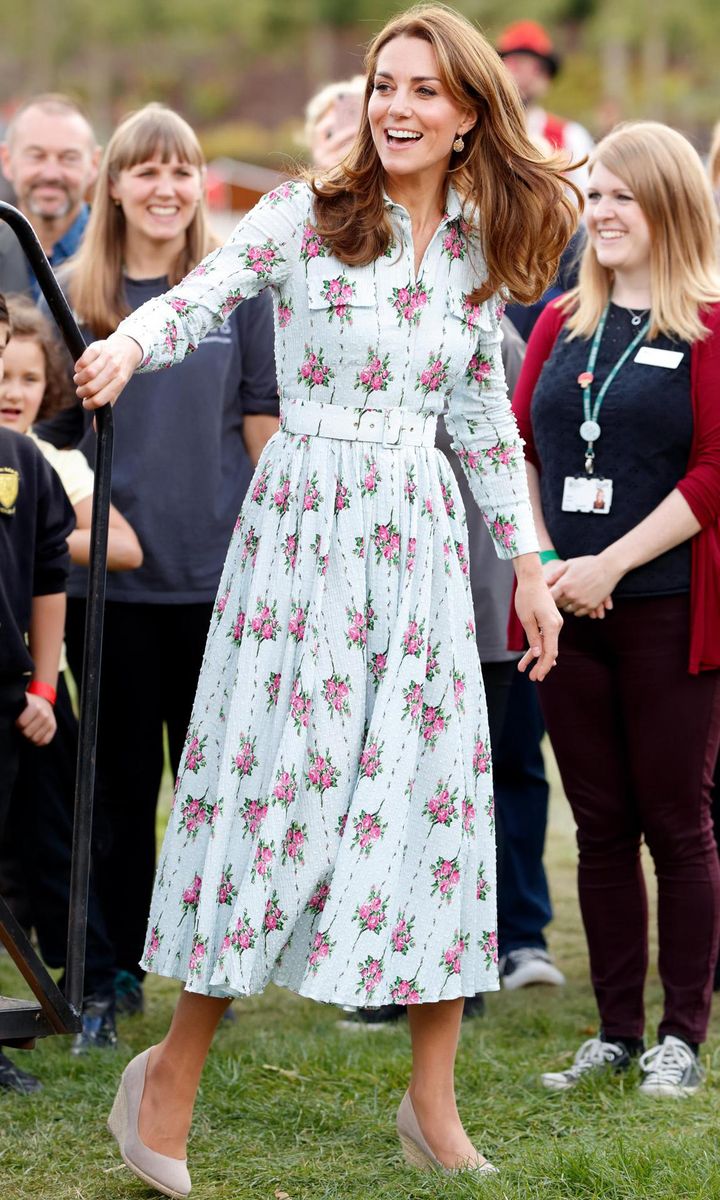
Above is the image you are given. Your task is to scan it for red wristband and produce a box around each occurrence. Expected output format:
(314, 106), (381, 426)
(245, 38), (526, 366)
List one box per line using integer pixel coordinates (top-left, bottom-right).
(27, 680), (57, 706)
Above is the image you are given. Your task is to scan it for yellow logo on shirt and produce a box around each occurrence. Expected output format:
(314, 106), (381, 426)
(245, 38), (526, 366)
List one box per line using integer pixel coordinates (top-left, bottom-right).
(0, 467), (19, 515)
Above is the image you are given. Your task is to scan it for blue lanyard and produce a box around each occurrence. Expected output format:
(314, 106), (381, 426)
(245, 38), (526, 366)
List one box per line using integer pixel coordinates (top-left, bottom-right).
(577, 302), (650, 475)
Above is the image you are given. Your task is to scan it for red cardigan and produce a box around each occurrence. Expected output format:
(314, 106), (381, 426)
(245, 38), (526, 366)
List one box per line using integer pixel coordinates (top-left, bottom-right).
(509, 298), (720, 673)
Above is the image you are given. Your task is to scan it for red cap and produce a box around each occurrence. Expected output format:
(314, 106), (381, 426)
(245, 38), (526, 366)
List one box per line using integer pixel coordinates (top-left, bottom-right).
(497, 20), (560, 77)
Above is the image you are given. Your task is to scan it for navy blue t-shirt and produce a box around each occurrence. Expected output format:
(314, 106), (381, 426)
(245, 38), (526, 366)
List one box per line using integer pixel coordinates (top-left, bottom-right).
(531, 303), (693, 596)
(39, 276), (278, 604)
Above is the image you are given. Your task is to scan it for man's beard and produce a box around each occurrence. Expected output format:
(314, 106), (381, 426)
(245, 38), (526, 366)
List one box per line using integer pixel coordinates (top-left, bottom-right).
(26, 184), (73, 220)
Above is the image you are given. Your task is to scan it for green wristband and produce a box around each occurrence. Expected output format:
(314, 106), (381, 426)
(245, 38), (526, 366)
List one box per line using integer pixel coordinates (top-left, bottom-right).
(539, 549), (560, 565)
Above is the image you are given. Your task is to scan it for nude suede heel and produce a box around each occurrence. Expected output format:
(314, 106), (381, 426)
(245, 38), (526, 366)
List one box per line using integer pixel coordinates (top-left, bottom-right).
(396, 1091), (498, 1175)
(107, 1048), (191, 1198)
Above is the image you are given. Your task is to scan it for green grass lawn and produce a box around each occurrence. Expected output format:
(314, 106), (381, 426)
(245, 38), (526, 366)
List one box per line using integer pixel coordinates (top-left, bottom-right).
(1, 748), (719, 1200)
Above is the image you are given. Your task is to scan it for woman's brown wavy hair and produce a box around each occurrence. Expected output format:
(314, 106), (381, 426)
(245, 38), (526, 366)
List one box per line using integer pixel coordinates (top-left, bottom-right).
(308, 3), (581, 305)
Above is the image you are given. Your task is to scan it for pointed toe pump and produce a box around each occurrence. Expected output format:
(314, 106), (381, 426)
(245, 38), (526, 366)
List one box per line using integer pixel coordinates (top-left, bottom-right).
(107, 1048), (192, 1198)
(396, 1091), (498, 1175)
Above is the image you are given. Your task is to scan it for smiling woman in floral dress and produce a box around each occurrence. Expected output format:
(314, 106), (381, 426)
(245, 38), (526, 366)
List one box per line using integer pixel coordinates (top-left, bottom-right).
(73, 5), (575, 1193)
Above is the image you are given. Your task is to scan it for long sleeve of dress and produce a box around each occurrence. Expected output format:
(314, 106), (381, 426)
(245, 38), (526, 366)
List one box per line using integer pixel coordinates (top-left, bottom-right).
(445, 302), (539, 559)
(117, 183), (304, 370)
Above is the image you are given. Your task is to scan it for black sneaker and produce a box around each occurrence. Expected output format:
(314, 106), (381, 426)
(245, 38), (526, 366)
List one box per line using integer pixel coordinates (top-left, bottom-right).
(500, 948), (566, 990)
(462, 994), (485, 1019)
(541, 1037), (632, 1091)
(337, 1004), (406, 1030)
(638, 1036), (704, 1098)
(71, 991), (118, 1056)
(0, 1050), (42, 1094)
(114, 969), (144, 1016)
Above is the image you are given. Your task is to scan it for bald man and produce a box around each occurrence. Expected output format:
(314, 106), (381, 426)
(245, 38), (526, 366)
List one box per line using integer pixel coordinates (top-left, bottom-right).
(0, 94), (100, 299)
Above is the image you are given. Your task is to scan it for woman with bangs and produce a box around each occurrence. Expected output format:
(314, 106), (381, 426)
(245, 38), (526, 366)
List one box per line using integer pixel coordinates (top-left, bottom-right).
(511, 121), (720, 1099)
(40, 103), (279, 1024)
(73, 6), (574, 1191)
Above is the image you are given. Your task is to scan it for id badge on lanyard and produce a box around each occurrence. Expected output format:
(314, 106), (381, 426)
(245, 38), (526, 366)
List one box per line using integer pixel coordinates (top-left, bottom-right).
(562, 475), (614, 514)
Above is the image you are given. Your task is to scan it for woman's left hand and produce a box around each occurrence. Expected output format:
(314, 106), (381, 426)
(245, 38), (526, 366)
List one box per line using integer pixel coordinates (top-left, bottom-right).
(550, 554), (623, 617)
(514, 574), (563, 682)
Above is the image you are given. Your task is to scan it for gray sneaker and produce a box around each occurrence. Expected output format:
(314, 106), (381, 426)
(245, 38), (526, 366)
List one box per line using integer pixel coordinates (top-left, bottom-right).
(541, 1037), (631, 1091)
(638, 1036), (704, 1098)
(500, 947), (566, 990)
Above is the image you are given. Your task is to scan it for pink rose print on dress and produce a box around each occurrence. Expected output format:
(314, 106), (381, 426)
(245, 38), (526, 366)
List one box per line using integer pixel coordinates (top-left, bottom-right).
(455, 447), (483, 474)
(388, 280), (433, 326)
(277, 299), (294, 328)
(297, 345), (334, 391)
(334, 478), (351, 514)
(272, 766), (298, 808)
(271, 474), (292, 515)
(440, 931), (470, 980)
(421, 495), (434, 520)
(250, 597), (280, 643)
(481, 929), (499, 968)
(356, 955), (384, 998)
(300, 224), (327, 261)
(459, 296), (483, 334)
(441, 222), (467, 262)
(239, 797), (268, 837)
(404, 466), (417, 504)
(251, 839), (275, 883)
(161, 319), (179, 359)
(358, 740), (384, 780)
(476, 863), (491, 902)
(402, 681), (424, 727)
(265, 671), (282, 711)
(353, 886), (388, 935)
(231, 733), (258, 778)
(425, 641), (440, 683)
(473, 737), (491, 777)
(415, 353), (451, 397)
(390, 976), (423, 1005)
(401, 615), (425, 663)
(373, 520), (401, 566)
(423, 781), (458, 828)
(220, 911), (257, 963)
(178, 793), (214, 839)
(462, 795), (476, 835)
(407, 536), (417, 574)
(290, 676), (312, 733)
(306, 883), (330, 914)
(188, 936), (208, 977)
(391, 913), (415, 956)
(485, 512), (518, 555)
(355, 351), (393, 397)
(251, 467), (270, 506)
(217, 867), (235, 906)
(307, 931), (335, 974)
(320, 275), (356, 324)
(485, 442), (518, 472)
(441, 482), (456, 518)
(263, 892), (286, 936)
(180, 873), (202, 917)
(215, 588), (230, 622)
(305, 748), (340, 796)
(486, 793), (496, 834)
(266, 182), (299, 203)
(466, 617), (476, 639)
(220, 289), (245, 319)
(465, 352), (493, 388)
(282, 821), (307, 866)
(288, 603), (306, 643)
(369, 648), (388, 689)
(303, 472), (323, 512)
(337, 812), (348, 838)
(360, 457), (381, 496)
(310, 532), (329, 577)
(241, 527), (259, 568)
(351, 809), (387, 856)
(323, 673), (352, 718)
(430, 855), (461, 904)
(495, 298), (507, 322)
(455, 541), (469, 578)
(443, 536), (452, 577)
(184, 731), (207, 773)
(228, 607), (246, 646)
(282, 529), (299, 573)
(354, 535), (365, 559)
(144, 925), (162, 965)
(345, 595), (376, 650)
(243, 241), (280, 278)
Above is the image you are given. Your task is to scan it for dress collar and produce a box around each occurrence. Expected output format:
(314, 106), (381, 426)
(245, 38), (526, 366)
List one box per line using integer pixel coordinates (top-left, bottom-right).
(382, 185), (463, 225)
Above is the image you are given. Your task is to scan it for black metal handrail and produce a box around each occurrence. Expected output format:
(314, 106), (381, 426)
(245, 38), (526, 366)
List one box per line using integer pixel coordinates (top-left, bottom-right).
(0, 202), (113, 1032)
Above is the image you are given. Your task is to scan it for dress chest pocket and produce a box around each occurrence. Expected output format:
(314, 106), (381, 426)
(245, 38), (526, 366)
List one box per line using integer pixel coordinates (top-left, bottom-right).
(306, 260), (377, 325)
(446, 286), (494, 342)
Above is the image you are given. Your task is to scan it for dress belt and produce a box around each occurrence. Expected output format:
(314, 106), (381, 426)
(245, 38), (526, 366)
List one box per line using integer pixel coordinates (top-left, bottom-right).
(281, 399), (437, 448)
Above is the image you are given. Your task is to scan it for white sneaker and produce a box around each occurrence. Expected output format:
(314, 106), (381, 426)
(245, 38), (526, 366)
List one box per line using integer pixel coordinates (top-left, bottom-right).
(499, 947), (566, 990)
(638, 1036), (704, 1098)
(541, 1037), (632, 1091)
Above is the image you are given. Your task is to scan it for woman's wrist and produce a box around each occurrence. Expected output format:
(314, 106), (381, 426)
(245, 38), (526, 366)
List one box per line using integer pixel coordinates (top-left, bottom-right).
(513, 551), (545, 582)
(599, 541), (630, 580)
(27, 680), (57, 706)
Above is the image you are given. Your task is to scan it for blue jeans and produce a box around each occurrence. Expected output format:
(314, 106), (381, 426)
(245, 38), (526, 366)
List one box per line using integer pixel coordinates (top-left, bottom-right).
(483, 664), (552, 956)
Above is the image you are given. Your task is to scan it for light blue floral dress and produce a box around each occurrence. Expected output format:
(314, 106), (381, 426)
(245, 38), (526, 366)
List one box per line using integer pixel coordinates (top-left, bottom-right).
(120, 181), (538, 1006)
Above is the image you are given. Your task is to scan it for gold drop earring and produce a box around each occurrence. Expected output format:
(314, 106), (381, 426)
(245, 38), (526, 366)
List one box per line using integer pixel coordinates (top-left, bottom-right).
(452, 133), (465, 153)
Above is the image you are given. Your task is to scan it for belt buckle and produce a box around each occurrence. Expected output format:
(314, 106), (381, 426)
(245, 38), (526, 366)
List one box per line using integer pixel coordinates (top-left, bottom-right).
(382, 408), (403, 447)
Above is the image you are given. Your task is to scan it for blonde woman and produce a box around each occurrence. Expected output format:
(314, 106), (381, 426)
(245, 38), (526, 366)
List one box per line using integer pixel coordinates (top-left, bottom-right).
(74, 6), (575, 1191)
(40, 104), (279, 1020)
(512, 122), (720, 1098)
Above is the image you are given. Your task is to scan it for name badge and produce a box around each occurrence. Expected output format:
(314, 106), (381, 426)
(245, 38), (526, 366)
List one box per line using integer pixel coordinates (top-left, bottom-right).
(634, 347), (684, 369)
(562, 476), (614, 514)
